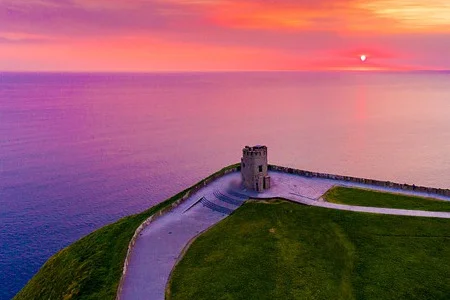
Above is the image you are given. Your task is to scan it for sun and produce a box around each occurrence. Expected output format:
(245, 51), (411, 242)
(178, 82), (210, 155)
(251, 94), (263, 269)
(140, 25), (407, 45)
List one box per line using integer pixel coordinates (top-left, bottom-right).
(360, 55), (367, 62)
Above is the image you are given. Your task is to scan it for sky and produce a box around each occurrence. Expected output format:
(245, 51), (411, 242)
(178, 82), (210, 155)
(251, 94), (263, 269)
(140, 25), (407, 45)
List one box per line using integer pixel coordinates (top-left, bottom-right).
(1, 0), (450, 71)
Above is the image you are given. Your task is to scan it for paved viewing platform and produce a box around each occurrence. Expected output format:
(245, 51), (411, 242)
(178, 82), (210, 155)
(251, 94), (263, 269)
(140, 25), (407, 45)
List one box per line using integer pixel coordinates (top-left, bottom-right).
(120, 171), (450, 300)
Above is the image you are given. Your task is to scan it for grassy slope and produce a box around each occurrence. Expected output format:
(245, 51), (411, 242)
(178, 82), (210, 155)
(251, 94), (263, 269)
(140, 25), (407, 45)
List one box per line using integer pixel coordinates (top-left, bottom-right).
(324, 186), (450, 212)
(14, 164), (239, 300)
(168, 200), (450, 300)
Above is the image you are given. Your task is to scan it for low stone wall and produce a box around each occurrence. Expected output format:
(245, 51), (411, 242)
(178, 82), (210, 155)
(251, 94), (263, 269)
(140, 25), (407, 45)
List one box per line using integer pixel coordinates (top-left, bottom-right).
(116, 165), (240, 299)
(269, 165), (450, 197)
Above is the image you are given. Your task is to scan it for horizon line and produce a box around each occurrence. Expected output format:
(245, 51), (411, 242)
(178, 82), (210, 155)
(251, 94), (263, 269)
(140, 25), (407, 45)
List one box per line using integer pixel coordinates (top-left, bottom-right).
(1, 69), (450, 75)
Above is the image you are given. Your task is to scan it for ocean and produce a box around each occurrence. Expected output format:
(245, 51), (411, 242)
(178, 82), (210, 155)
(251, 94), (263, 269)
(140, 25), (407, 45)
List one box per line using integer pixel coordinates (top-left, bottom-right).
(1, 71), (449, 299)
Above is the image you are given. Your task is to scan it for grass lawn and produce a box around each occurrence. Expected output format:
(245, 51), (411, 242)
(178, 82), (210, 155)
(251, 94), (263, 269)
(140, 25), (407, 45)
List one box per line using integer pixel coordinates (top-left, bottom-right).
(168, 199), (450, 300)
(324, 186), (450, 212)
(14, 164), (239, 300)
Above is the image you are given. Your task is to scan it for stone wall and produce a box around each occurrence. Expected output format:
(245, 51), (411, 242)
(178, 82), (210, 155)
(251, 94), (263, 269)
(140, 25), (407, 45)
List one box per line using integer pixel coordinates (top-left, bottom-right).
(268, 165), (450, 197)
(116, 165), (240, 299)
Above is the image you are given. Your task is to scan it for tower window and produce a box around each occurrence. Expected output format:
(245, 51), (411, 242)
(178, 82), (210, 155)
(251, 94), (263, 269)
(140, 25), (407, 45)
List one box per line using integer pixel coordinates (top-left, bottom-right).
(259, 165), (263, 172)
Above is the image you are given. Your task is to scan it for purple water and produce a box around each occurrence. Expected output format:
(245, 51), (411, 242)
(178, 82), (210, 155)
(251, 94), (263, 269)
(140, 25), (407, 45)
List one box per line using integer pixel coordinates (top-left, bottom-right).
(1, 71), (450, 299)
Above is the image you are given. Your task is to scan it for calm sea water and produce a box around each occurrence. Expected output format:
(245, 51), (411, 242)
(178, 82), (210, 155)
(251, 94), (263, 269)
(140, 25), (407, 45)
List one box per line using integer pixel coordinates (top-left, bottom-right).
(1, 71), (449, 299)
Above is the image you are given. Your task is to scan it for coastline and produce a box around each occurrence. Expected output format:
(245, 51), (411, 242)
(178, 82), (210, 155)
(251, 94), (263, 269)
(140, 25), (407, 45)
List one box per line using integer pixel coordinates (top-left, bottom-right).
(15, 164), (450, 299)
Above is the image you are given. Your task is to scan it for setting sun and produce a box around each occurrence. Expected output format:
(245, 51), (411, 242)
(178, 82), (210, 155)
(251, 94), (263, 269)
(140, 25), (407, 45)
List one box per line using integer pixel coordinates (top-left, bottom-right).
(360, 55), (367, 62)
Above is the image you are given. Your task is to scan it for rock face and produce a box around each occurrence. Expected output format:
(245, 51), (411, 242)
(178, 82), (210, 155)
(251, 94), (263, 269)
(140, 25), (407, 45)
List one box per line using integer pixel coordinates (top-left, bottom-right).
(241, 145), (271, 192)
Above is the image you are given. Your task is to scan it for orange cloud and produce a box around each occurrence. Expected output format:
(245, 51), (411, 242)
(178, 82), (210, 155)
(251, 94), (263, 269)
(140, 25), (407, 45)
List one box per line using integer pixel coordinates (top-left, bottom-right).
(206, 0), (450, 34)
(209, 2), (317, 30)
(358, 0), (450, 32)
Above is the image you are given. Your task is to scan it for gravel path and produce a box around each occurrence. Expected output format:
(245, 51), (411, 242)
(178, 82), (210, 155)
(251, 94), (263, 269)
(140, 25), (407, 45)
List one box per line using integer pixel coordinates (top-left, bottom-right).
(120, 171), (450, 300)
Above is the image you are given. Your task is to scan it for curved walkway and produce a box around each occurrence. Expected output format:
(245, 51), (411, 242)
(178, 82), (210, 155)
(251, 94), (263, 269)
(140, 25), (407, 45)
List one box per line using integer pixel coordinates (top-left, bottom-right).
(120, 171), (450, 300)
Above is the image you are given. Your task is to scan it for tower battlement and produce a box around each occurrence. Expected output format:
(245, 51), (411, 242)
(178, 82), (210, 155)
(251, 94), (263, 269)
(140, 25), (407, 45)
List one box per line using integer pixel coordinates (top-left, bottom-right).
(241, 145), (271, 192)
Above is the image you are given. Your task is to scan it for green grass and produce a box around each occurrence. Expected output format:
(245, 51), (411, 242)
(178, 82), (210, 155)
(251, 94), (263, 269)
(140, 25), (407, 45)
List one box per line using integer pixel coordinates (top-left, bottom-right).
(168, 199), (450, 300)
(14, 164), (240, 300)
(324, 186), (450, 212)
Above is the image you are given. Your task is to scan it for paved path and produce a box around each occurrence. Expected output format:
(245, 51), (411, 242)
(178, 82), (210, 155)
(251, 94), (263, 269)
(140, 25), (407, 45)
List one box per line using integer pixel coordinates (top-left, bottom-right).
(255, 171), (450, 219)
(120, 173), (247, 300)
(120, 171), (450, 300)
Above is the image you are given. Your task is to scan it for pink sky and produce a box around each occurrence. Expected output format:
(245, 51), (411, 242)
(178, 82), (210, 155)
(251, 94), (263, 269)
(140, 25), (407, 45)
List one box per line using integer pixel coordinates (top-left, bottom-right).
(1, 0), (450, 71)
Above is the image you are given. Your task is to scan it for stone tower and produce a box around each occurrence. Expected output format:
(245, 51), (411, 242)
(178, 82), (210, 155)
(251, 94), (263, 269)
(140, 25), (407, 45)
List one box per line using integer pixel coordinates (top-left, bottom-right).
(241, 145), (271, 192)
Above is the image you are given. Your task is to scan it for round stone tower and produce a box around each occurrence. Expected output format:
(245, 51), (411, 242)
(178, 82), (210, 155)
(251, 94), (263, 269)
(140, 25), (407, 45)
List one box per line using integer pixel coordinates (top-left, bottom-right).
(241, 145), (271, 192)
